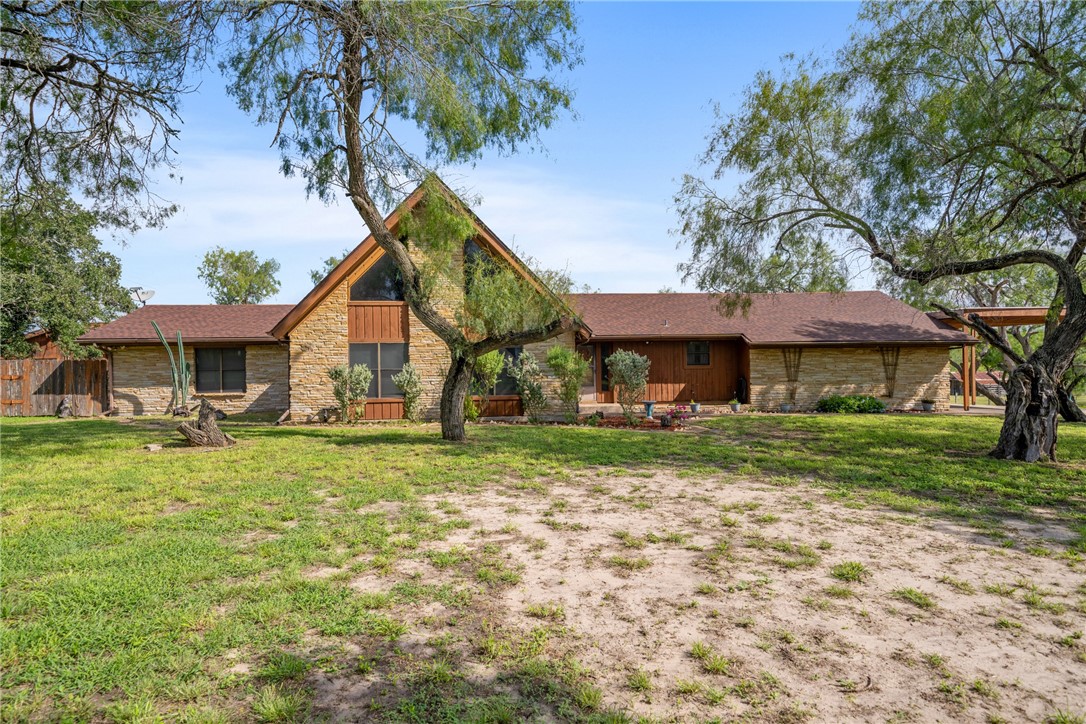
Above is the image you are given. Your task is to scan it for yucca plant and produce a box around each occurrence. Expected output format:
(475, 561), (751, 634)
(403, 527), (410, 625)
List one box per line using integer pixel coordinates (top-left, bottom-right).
(151, 321), (191, 413)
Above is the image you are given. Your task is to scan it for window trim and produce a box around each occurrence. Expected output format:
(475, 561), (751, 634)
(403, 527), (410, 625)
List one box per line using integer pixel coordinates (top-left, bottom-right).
(194, 347), (247, 394)
(348, 342), (408, 399)
(685, 341), (711, 368)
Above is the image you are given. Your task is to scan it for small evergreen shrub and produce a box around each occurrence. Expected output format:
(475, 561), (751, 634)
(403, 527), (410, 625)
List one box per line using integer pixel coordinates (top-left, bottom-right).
(606, 349), (651, 426)
(328, 363), (373, 422)
(509, 353), (548, 423)
(392, 363), (422, 422)
(546, 345), (591, 423)
(472, 350), (506, 417)
(815, 394), (886, 414)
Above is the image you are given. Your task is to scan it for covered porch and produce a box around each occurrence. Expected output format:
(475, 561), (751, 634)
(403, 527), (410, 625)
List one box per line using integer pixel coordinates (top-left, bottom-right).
(577, 338), (751, 405)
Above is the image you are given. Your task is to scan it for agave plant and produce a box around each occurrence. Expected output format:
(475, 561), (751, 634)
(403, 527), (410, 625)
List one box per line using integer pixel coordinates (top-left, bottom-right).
(151, 321), (191, 413)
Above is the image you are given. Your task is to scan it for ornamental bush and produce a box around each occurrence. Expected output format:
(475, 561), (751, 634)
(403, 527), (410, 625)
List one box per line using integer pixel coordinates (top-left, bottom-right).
(391, 362), (422, 422)
(509, 353), (548, 423)
(814, 394), (886, 414)
(328, 363), (374, 422)
(606, 349), (651, 426)
(472, 350), (506, 417)
(546, 345), (590, 423)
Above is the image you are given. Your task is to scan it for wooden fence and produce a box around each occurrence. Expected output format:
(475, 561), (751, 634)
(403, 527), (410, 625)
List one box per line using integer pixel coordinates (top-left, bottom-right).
(0, 358), (109, 417)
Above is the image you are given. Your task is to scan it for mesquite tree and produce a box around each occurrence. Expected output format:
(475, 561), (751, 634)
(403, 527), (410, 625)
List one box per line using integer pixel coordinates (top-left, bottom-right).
(2, 1), (218, 230)
(221, 1), (580, 441)
(676, 1), (1086, 461)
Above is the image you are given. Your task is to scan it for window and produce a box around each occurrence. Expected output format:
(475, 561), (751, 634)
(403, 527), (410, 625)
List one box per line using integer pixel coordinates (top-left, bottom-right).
(195, 348), (246, 393)
(600, 343), (613, 392)
(491, 347), (522, 395)
(686, 341), (710, 367)
(463, 238), (496, 293)
(349, 343), (407, 398)
(350, 254), (404, 301)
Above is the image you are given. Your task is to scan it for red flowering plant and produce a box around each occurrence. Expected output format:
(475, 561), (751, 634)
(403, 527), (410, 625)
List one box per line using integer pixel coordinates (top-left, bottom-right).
(664, 404), (691, 426)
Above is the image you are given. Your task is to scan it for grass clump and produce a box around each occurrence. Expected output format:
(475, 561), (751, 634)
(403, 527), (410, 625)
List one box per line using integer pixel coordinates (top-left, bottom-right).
(831, 561), (869, 583)
(893, 588), (936, 610)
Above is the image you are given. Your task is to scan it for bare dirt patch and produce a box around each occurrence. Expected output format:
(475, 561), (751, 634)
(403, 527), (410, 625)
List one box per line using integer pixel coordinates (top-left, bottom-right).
(355, 470), (1085, 722)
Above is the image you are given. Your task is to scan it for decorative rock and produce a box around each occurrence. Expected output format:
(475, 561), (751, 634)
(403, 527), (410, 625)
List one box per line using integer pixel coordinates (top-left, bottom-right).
(144, 444), (163, 451)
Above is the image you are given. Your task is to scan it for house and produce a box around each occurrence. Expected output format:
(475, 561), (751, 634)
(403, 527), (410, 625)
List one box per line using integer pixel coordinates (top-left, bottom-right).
(80, 185), (975, 418)
(572, 292), (970, 411)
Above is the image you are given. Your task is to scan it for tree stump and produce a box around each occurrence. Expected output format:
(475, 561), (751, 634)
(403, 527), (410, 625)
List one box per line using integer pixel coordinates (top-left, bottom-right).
(177, 398), (236, 448)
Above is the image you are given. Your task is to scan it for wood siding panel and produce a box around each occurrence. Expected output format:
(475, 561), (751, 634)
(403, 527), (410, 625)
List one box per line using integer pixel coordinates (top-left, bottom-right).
(0, 358), (108, 416)
(362, 399), (404, 420)
(348, 303), (408, 342)
(602, 341), (740, 403)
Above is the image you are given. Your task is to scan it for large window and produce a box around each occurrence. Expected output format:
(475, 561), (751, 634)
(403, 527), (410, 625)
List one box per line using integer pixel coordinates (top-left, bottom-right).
(491, 347), (521, 395)
(195, 348), (246, 393)
(350, 254), (404, 301)
(686, 341), (710, 367)
(349, 343), (407, 398)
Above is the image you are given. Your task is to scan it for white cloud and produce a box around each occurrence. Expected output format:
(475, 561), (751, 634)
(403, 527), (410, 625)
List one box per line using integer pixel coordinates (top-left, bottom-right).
(118, 155), (693, 305)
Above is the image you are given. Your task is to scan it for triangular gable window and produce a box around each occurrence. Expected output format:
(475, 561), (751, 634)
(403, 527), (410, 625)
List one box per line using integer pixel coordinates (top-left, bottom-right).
(350, 253), (404, 301)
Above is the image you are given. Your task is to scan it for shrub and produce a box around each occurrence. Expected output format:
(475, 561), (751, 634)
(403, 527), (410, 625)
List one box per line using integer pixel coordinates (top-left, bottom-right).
(509, 353), (548, 423)
(815, 394), (886, 414)
(328, 363), (373, 422)
(464, 394), (481, 422)
(546, 345), (591, 423)
(606, 349), (651, 426)
(392, 362), (422, 422)
(472, 350), (506, 417)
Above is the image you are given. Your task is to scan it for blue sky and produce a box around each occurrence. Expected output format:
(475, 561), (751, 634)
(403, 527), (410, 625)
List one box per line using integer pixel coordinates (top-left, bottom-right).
(121, 1), (861, 305)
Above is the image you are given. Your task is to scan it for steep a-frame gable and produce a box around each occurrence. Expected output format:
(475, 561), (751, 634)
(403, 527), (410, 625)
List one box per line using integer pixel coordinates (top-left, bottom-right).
(271, 181), (569, 340)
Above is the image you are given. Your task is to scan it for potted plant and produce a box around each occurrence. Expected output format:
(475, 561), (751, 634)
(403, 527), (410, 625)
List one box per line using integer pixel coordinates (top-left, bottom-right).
(665, 405), (690, 428)
(690, 398), (701, 415)
(729, 397), (741, 413)
(920, 398), (935, 412)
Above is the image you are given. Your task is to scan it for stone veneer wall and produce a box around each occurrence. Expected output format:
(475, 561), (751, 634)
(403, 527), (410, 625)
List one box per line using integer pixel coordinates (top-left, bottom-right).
(288, 280), (348, 418)
(748, 346), (952, 412)
(287, 243), (573, 420)
(111, 344), (288, 415)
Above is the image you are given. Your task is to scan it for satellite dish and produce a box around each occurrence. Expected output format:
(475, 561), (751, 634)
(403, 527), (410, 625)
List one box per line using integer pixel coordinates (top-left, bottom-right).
(129, 287), (156, 306)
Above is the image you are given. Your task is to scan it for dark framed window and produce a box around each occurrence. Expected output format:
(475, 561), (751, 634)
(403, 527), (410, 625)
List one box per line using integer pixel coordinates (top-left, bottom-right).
(463, 238), (497, 293)
(195, 348), (246, 393)
(349, 342), (408, 398)
(350, 254), (404, 301)
(686, 341), (710, 367)
(490, 347), (522, 395)
(600, 343), (613, 392)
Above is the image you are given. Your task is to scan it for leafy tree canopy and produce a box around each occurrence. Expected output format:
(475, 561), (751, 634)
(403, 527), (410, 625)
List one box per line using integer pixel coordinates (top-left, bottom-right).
(1, 1), (217, 230)
(219, 2), (582, 440)
(675, 0), (1086, 460)
(1, 185), (133, 358)
(310, 250), (349, 286)
(197, 247), (281, 305)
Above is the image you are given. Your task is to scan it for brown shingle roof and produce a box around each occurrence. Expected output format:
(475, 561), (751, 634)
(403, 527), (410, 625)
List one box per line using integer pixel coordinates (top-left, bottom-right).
(79, 304), (293, 345)
(570, 291), (973, 346)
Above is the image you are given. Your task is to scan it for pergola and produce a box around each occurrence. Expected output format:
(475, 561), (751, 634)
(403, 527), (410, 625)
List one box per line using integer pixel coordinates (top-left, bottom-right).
(935, 307), (1065, 410)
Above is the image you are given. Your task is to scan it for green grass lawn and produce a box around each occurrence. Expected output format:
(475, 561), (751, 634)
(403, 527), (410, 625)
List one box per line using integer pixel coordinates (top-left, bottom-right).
(2, 414), (1084, 722)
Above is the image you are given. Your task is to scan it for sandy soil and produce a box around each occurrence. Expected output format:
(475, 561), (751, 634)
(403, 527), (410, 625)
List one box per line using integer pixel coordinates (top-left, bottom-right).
(308, 468), (1086, 723)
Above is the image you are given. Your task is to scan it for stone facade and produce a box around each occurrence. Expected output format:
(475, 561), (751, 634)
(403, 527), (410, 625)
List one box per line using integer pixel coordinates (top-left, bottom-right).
(748, 346), (951, 411)
(111, 344), (288, 416)
(287, 281), (348, 418)
(287, 244), (573, 420)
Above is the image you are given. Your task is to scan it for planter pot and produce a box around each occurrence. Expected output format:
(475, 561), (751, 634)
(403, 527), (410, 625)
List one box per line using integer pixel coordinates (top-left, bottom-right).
(730, 403), (741, 413)
(690, 403), (701, 414)
(921, 402), (935, 412)
(779, 403), (794, 413)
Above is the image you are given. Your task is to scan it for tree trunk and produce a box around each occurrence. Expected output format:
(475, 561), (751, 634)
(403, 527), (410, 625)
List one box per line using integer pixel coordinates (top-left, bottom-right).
(1057, 385), (1086, 423)
(439, 353), (476, 442)
(991, 363), (1058, 462)
(178, 398), (236, 448)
